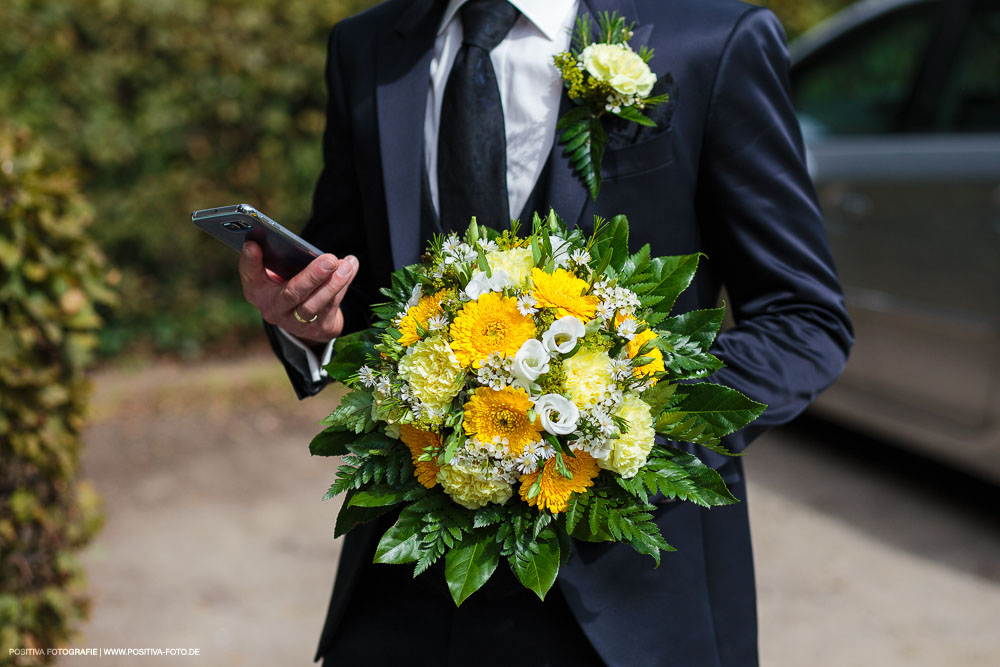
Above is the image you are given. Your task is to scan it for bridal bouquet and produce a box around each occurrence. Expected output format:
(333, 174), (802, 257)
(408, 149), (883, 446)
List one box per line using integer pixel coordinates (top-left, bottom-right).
(312, 211), (765, 604)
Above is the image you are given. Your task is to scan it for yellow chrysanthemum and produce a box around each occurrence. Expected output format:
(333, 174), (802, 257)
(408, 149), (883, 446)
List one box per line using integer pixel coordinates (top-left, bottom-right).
(462, 386), (543, 456)
(449, 291), (536, 368)
(398, 290), (446, 347)
(563, 347), (614, 408)
(615, 312), (665, 381)
(530, 268), (598, 322)
(437, 462), (513, 509)
(399, 425), (441, 489)
(519, 451), (600, 513)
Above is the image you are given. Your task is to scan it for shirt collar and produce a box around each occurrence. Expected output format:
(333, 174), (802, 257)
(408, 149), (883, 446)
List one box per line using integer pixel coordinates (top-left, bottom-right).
(438, 0), (578, 41)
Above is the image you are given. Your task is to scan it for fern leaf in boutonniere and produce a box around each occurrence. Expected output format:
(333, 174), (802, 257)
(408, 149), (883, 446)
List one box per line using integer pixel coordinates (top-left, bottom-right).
(554, 11), (671, 200)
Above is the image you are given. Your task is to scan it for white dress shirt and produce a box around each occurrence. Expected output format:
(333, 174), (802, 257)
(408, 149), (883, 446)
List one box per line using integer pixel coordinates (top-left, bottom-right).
(284, 0), (579, 383)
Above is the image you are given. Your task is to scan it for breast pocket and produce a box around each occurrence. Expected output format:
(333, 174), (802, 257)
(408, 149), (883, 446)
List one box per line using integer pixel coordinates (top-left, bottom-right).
(601, 126), (674, 181)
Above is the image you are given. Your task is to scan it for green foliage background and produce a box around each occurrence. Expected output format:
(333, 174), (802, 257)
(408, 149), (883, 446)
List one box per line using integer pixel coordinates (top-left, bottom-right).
(0, 0), (855, 358)
(0, 0), (377, 357)
(0, 123), (112, 665)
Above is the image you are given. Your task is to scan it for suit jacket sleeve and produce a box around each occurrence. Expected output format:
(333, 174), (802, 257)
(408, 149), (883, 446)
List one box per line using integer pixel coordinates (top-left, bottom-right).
(694, 8), (853, 466)
(264, 23), (375, 399)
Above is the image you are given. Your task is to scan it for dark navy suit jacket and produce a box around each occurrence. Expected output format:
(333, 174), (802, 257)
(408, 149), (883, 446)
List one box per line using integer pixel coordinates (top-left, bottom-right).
(269, 0), (853, 664)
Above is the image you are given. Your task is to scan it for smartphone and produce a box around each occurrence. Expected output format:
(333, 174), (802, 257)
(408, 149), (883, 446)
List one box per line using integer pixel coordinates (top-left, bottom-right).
(191, 204), (322, 280)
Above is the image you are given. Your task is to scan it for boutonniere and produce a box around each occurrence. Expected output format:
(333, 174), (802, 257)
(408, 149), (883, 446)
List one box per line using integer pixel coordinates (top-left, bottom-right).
(554, 12), (670, 200)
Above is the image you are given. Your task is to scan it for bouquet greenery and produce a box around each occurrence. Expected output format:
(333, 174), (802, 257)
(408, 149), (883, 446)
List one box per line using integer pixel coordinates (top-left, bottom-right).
(311, 211), (765, 604)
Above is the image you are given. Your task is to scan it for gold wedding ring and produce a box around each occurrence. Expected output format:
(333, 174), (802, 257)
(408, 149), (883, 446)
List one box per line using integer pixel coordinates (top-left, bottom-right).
(293, 308), (319, 324)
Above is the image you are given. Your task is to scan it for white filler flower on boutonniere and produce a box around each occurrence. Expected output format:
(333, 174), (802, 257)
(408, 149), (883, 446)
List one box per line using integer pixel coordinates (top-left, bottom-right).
(553, 11), (671, 200)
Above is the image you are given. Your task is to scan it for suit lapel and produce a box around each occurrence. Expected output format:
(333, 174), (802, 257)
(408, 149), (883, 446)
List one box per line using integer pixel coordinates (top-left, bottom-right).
(376, 0), (445, 270)
(541, 0), (653, 230)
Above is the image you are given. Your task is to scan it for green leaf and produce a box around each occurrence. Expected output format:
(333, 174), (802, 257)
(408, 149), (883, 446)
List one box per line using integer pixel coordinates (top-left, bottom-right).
(320, 390), (375, 434)
(374, 510), (423, 565)
(613, 106), (657, 127)
(324, 329), (377, 383)
(653, 332), (725, 381)
(620, 448), (738, 507)
(634, 254), (701, 319)
(657, 307), (725, 350)
(347, 484), (408, 508)
(556, 106), (593, 132)
(655, 383), (766, 449)
(510, 528), (561, 600)
(445, 529), (500, 606)
(590, 214), (629, 275)
(308, 428), (356, 457)
(334, 500), (394, 538)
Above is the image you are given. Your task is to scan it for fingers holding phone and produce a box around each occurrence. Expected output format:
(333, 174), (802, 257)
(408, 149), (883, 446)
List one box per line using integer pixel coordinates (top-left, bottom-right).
(239, 241), (358, 344)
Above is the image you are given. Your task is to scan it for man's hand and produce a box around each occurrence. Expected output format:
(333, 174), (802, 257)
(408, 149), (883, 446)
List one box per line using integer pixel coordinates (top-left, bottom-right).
(239, 240), (358, 345)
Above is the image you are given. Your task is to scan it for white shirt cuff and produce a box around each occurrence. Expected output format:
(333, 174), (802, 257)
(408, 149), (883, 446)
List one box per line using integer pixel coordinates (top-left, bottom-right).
(277, 328), (336, 384)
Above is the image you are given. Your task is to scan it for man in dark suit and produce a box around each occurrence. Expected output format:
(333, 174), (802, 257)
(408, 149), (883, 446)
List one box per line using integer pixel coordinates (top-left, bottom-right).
(239, 0), (853, 664)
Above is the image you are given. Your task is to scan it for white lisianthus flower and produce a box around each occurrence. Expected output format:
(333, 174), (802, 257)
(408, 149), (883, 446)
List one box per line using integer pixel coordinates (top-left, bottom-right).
(580, 43), (657, 97)
(549, 235), (572, 268)
(464, 269), (513, 300)
(599, 393), (656, 478)
(542, 315), (586, 356)
(405, 284), (422, 309)
(511, 338), (550, 385)
(534, 393), (580, 436)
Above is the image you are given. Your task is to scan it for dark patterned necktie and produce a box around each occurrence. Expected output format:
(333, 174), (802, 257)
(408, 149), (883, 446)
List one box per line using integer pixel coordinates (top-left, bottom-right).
(437, 0), (520, 232)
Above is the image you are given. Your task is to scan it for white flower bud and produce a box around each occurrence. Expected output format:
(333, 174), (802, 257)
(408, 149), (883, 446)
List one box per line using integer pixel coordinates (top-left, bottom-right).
(464, 269), (513, 300)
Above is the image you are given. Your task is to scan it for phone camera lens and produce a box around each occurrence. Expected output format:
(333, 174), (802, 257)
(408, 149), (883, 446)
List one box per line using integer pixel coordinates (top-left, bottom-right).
(223, 222), (242, 231)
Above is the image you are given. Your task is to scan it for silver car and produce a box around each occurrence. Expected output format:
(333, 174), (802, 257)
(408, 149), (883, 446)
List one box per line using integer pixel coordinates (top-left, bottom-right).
(789, 0), (1000, 481)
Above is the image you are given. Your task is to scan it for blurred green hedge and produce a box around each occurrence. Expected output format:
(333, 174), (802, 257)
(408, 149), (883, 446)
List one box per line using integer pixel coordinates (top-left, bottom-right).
(0, 123), (112, 666)
(0, 0), (377, 357)
(754, 0), (858, 39)
(0, 0), (852, 358)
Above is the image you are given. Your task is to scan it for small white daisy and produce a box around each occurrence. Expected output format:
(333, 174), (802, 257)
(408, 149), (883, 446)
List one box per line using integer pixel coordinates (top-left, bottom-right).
(617, 317), (638, 340)
(517, 294), (538, 316)
(357, 366), (376, 388)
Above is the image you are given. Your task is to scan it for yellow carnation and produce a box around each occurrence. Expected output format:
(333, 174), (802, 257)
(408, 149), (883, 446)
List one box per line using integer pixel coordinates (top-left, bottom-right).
(437, 462), (513, 509)
(563, 347), (614, 408)
(449, 291), (536, 368)
(463, 386), (543, 456)
(399, 425), (441, 489)
(486, 247), (534, 287)
(519, 451), (600, 513)
(398, 290), (446, 347)
(599, 394), (656, 478)
(397, 335), (465, 414)
(580, 43), (657, 97)
(530, 268), (598, 322)
(615, 312), (665, 381)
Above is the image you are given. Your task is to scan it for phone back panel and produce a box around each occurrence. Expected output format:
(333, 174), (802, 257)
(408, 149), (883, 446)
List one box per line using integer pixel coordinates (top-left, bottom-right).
(192, 204), (321, 280)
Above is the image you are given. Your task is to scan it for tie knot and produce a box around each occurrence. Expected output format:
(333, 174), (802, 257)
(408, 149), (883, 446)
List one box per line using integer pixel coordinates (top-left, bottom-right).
(460, 0), (520, 52)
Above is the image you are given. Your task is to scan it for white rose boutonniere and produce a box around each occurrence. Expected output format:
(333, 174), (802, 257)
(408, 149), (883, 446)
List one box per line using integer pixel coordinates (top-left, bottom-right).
(554, 12), (671, 200)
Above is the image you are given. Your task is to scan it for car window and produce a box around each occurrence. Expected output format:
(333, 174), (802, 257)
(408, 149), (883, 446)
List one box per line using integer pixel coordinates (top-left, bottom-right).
(792, 3), (938, 135)
(932, 0), (1000, 131)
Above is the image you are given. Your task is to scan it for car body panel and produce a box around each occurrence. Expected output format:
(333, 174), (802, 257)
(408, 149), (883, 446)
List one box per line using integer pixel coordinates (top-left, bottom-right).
(789, 0), (1000, 481)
